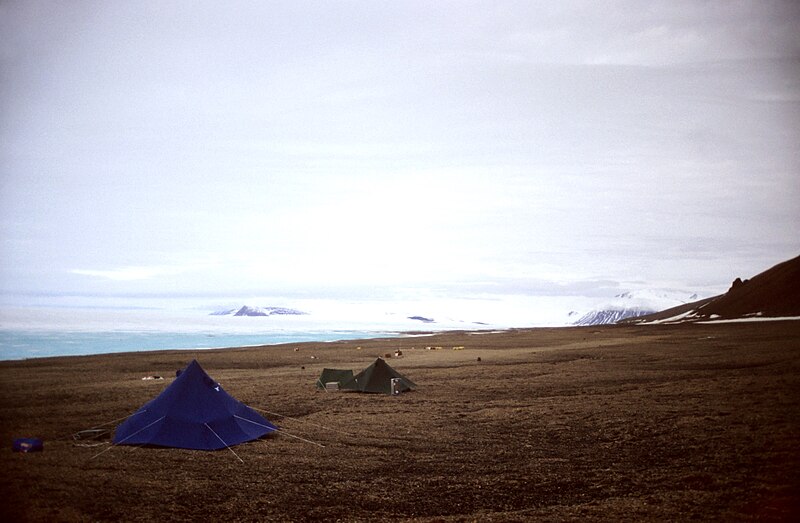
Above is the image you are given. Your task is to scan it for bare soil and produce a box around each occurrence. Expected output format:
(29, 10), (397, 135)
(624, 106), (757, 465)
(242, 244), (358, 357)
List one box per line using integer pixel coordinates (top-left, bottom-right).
(1, 321), (799, 521)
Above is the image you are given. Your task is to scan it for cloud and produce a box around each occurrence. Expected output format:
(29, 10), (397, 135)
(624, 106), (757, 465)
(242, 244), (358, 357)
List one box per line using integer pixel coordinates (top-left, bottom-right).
(1, 1), (798, 306)
(71, 266), (186, 282)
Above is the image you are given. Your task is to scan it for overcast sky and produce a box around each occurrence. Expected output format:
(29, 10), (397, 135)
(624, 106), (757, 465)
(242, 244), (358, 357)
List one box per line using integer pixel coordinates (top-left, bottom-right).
(1, 1), (799, 307)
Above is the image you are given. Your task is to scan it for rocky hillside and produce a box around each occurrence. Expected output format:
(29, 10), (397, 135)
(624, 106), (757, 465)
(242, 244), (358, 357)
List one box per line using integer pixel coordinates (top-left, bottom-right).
(623, 255), (800, 324)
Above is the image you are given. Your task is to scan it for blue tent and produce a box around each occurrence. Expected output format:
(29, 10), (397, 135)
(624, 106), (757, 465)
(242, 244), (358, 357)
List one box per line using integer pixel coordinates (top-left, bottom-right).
(113, 360), (276, 450)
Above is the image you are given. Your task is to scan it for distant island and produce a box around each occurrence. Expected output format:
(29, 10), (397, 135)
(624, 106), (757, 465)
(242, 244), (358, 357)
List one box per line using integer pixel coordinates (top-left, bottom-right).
(210, 306), (307, 317)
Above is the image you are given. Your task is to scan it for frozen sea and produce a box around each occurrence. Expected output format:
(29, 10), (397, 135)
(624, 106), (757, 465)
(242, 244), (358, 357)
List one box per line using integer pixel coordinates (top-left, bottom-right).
(0, 294), (603, 360)
(0, 306), (437, 360)
(0, 329), (404, 360)
(0, 303), (508, 361)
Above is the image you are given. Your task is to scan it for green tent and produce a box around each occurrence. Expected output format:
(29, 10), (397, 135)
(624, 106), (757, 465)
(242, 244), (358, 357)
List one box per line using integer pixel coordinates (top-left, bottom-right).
(341, 358), (416, 395)
(315, 368), (355, 390)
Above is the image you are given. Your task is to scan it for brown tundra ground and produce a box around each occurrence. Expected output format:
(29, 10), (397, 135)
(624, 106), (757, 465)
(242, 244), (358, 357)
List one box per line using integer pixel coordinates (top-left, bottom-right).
(1, 321), (799, 522)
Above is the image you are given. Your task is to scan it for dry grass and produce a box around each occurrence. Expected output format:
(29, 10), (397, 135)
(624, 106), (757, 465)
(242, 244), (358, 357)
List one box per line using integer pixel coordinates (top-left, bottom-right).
(1, 321), (799, 521)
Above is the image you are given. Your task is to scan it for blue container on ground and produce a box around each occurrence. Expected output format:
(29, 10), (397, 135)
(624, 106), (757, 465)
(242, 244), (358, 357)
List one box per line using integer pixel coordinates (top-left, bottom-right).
(13, 438), (43, 453)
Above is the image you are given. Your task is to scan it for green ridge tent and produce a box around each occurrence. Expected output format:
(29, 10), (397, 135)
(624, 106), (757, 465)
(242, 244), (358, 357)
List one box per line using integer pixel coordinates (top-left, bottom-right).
(341, 358), (416, 395)
(315, 368), (355, 390)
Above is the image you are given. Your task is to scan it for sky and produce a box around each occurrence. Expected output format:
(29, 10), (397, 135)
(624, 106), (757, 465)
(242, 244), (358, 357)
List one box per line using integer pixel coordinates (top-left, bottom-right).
(1, 1), (799, 316)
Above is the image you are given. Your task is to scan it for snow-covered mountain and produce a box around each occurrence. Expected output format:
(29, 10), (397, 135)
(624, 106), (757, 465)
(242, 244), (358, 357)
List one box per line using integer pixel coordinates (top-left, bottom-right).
(210, 305), (307, 317)
(573, 289), (701, 326)
(573, 307), (658, 326)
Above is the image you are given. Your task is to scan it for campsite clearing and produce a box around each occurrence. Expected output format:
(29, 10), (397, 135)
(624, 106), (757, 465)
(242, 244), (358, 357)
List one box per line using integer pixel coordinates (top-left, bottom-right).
(1, 321), (799, 521)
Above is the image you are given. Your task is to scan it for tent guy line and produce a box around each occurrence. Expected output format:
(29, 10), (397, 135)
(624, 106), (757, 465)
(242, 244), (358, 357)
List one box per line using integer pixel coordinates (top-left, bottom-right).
(269, 428), (325, 448)
(234, 414), (326, 447)
(205, 422), (244, 463)
(55, 409), (149, 444)
(249, 406), (354, 437)
(91, 415), (166, 460)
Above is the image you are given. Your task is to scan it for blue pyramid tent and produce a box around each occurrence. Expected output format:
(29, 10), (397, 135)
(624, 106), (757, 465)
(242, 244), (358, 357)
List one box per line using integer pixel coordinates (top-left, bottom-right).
(113, 360), (276, 450)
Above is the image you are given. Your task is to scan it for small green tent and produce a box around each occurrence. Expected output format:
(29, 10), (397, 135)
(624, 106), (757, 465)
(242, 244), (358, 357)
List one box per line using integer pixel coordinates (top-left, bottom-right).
(341, 358), (416, 395)
(315, 368), (355, 390)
